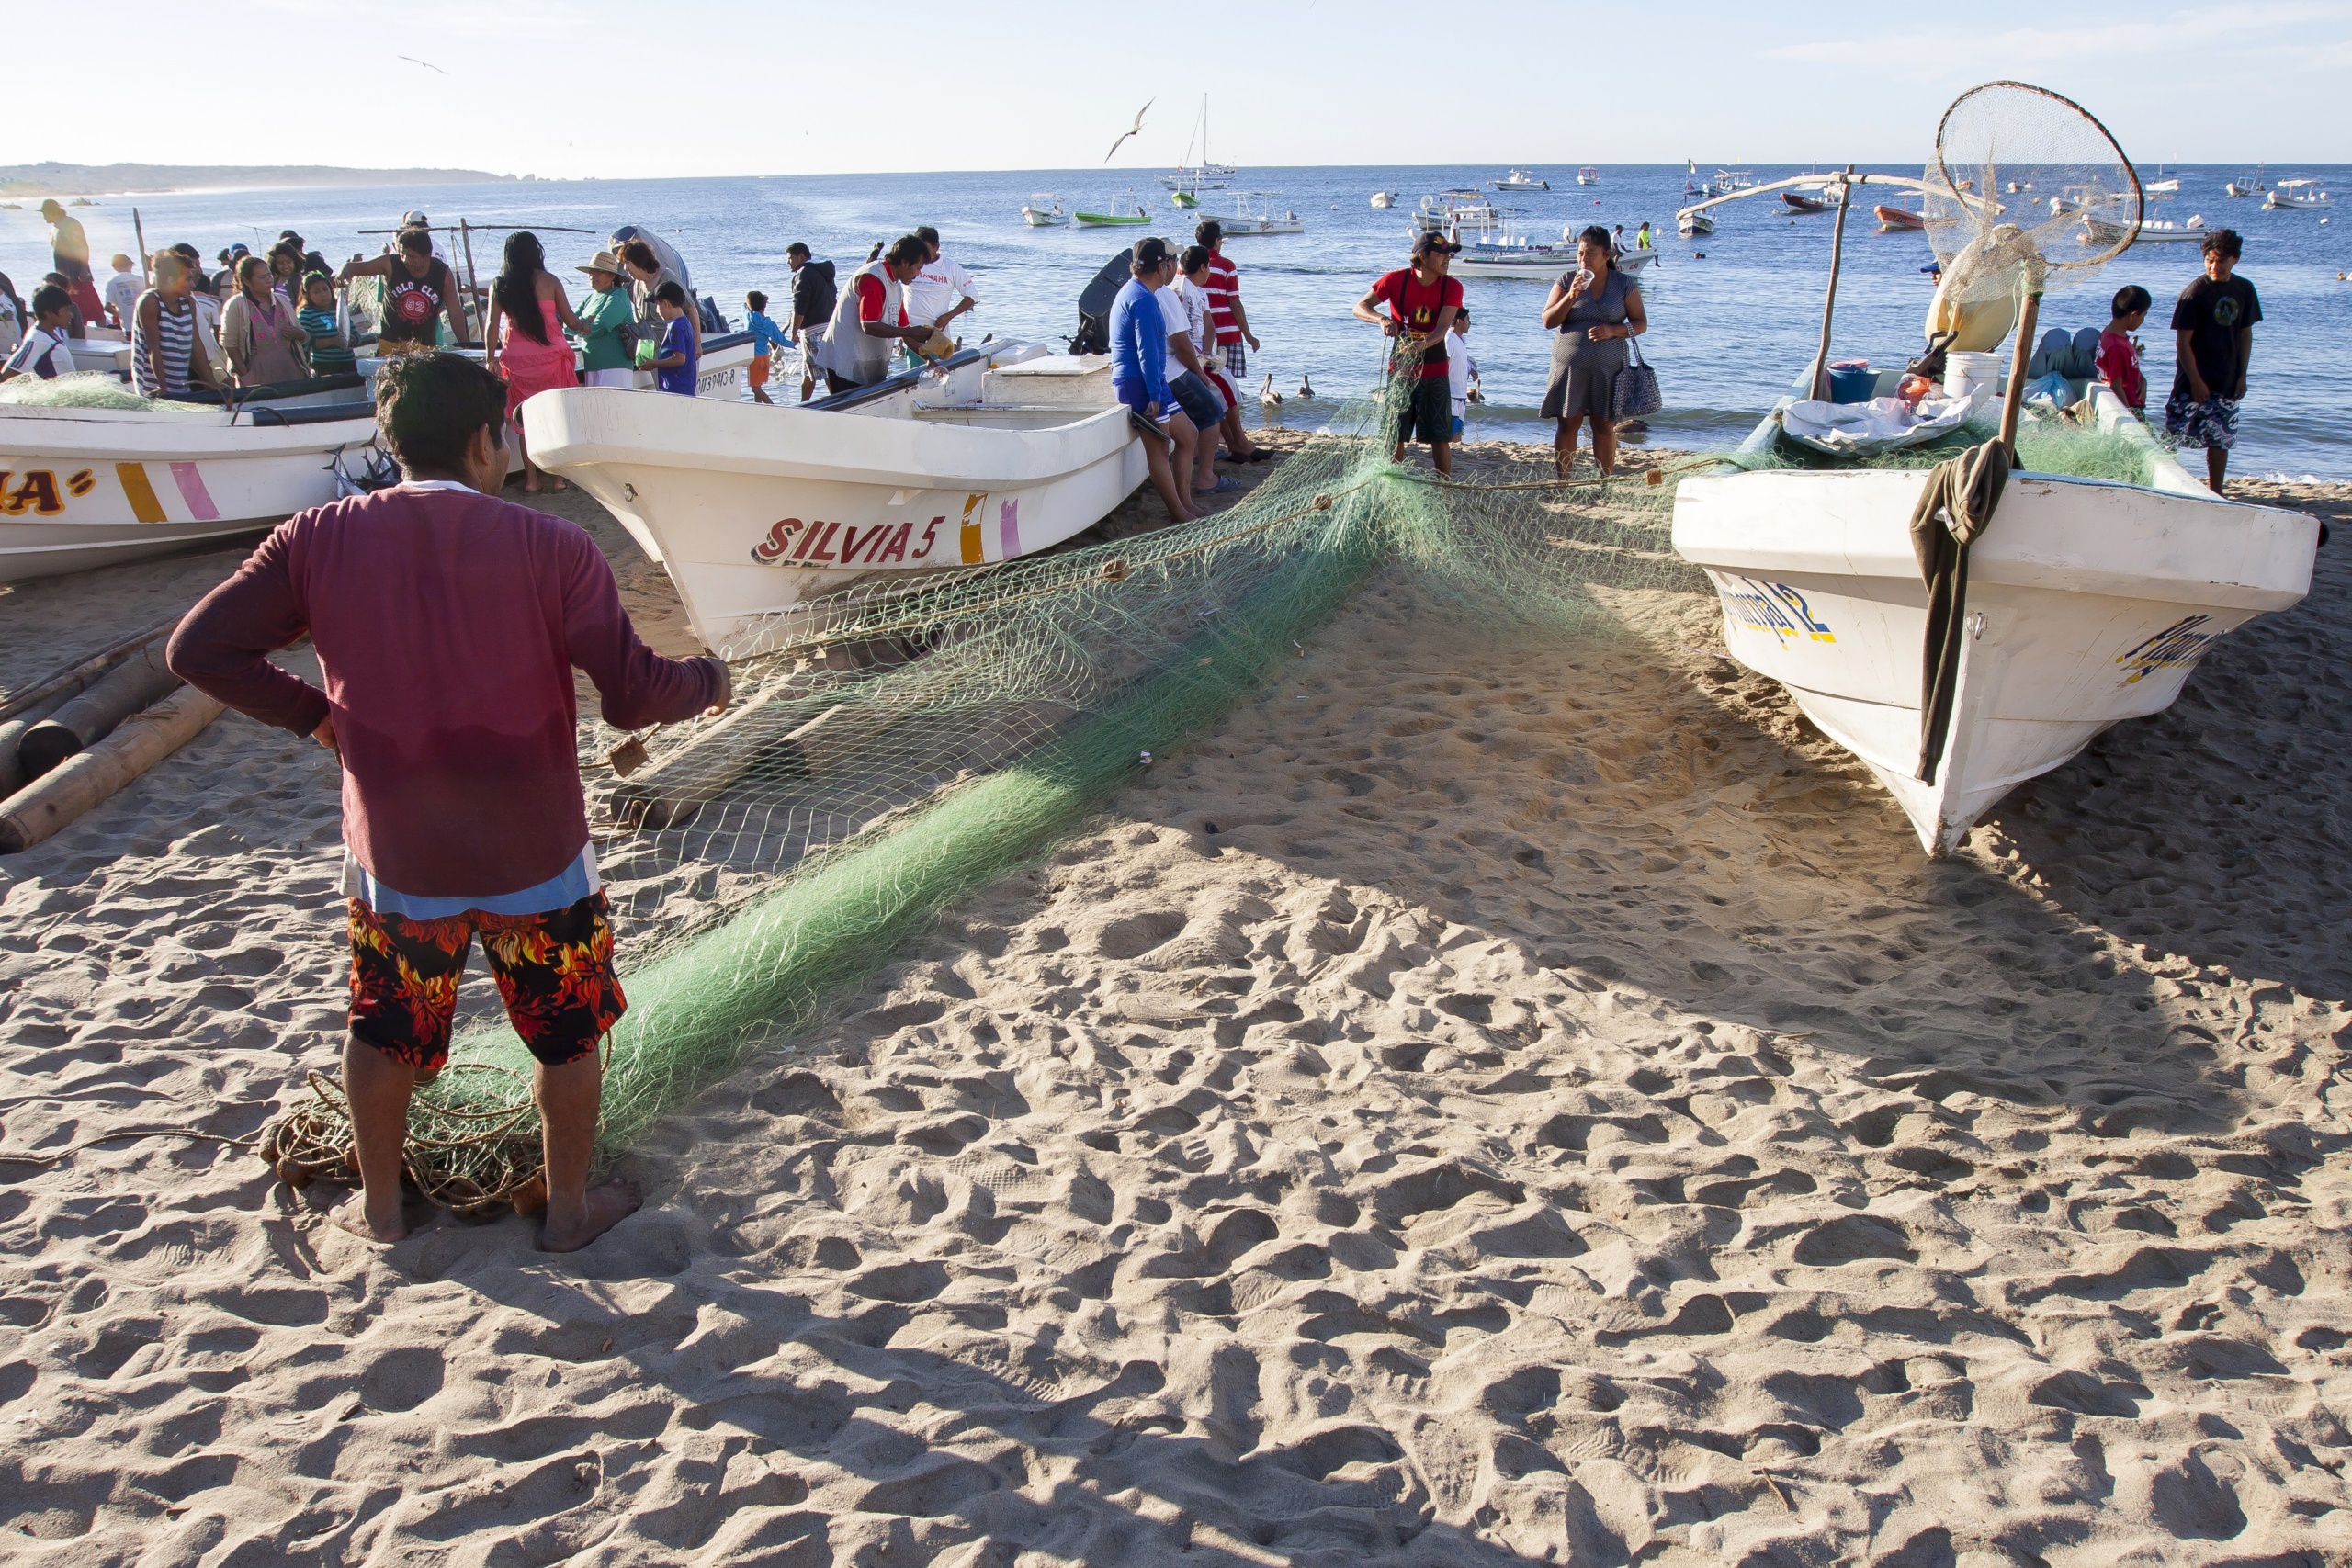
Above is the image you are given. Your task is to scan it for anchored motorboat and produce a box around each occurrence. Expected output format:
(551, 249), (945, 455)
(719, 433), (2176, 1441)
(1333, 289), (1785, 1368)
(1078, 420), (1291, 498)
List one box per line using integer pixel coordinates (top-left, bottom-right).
(1492, 168), (1551, 191)
(523, 345), (1150, 656)
(2264, 178), (2331, 210)
(1021, 194), (1069, 227)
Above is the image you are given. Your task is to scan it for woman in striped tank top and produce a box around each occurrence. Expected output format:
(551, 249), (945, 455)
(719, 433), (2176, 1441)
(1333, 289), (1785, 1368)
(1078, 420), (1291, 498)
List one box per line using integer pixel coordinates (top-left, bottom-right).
(131, 253), (225, 400)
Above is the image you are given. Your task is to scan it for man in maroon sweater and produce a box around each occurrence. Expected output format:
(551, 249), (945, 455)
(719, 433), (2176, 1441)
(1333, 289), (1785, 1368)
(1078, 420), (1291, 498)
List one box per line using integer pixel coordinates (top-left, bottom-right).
(170, 352), (729, 1251)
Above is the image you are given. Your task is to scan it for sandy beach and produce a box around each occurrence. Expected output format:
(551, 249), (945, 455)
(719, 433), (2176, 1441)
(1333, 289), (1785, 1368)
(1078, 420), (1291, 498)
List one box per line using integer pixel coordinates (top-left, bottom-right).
(2, 446), (2347, 1564)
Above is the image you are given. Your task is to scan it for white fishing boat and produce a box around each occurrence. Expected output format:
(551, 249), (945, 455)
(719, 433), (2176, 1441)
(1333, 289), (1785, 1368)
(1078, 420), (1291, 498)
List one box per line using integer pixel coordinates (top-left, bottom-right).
(523, 345), (1150, 655)
(2081, 214), (2208, 246)
(1369, 191), (1396, 209)
(2264, 178), (2331, 209)
(1577, 167), (1600, 186)
(1412, 190), (1502, 236)
(2224, 164), (2264, 198)
(0, 378), (383, 582)
(1672, 368), (2316, 853)
(1211, 192), (1306, 238)
(1678, 210), (1716, 237)
(1021, 194), (1069, 227)
(1715, 169), (1756, 190)
(1492, 169), (1551, 192)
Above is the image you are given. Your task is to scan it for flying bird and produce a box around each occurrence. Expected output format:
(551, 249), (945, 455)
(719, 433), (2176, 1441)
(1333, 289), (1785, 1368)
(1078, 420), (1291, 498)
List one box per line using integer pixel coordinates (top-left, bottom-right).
(398, 55), (447, 73)
(1102, 99), (1153, 164)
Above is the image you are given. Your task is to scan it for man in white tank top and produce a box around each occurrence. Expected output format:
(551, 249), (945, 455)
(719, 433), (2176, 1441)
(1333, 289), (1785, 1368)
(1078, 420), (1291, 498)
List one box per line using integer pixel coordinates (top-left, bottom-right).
(816, 234), (933, 394)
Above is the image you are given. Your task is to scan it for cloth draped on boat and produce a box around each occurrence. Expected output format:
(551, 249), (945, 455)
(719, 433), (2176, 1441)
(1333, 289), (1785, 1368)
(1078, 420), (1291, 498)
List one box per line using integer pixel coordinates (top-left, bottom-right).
(1908, 438), (2011, 785)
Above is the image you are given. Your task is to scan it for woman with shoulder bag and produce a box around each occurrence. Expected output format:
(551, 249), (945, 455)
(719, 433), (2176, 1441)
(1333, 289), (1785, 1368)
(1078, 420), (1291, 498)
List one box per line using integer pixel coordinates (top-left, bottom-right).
(1539, 224), (1649, 478)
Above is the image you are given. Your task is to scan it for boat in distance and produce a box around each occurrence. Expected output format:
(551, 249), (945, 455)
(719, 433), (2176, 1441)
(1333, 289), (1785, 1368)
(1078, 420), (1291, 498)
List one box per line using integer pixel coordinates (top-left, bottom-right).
(523, 344), (1150, 656)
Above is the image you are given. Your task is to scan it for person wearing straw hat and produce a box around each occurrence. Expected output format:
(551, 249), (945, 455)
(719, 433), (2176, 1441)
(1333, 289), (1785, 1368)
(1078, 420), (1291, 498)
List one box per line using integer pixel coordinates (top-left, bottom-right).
(572, 250), (638, 388)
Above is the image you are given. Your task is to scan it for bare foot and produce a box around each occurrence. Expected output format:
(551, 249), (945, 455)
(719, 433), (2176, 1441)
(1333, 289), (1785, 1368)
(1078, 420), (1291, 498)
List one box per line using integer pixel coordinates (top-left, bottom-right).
(331, 1192), (411, 1244)
(537, 1178), (641, 1253)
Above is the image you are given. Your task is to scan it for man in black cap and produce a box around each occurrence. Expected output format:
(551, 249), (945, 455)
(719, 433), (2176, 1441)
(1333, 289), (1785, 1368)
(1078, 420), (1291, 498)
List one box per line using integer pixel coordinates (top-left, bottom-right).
(1353, 231), (1464, 476)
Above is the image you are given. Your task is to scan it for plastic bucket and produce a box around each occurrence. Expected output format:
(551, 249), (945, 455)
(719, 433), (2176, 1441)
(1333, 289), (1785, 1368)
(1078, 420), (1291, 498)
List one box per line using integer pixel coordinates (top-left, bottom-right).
(1827, 366), (1878, 403)
(1944, 350), (2003, 400)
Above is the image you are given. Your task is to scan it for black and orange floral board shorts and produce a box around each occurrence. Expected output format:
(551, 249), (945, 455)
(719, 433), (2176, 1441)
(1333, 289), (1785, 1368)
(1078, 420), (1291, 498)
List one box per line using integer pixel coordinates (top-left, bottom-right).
(346, 893), (626, 1071)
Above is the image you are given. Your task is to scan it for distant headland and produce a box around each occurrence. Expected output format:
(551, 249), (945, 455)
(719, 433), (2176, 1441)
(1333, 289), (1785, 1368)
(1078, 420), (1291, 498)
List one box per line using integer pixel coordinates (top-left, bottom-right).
(0, 163), (526, 197)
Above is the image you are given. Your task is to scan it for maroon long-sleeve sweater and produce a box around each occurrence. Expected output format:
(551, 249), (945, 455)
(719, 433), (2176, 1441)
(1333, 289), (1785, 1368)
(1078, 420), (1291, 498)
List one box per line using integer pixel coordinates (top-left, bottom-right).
(168, 486), (723, 898)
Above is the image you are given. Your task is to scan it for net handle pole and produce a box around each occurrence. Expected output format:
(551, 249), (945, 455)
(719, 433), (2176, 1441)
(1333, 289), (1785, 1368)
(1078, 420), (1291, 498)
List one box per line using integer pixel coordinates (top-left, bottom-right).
(458, 219), (481, 343)
(1997, 269), (2044, 459)
(1808, 165), (1857, 402)
(132, 208), (148, 285)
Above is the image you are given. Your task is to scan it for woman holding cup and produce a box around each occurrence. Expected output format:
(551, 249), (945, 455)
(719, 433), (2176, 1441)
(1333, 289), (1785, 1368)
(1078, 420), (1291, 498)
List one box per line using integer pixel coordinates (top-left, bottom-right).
(1539, 225), (1647, 479)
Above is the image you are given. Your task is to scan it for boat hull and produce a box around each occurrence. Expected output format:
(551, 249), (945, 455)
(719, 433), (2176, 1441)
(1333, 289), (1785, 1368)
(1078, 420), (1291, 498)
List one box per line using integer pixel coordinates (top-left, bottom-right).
(0, 405), (379, 581)
(1672, 389), (2316, 853)
(523, 357), (1149, 654)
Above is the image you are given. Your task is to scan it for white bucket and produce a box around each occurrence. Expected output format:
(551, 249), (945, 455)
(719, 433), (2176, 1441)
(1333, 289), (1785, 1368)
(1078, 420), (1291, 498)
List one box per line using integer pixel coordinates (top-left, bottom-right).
(1943, 351), (2003, 400)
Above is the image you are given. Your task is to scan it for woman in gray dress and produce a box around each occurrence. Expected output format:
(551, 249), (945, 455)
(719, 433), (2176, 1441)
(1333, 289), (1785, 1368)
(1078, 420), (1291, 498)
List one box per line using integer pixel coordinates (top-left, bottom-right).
(1539, 225), (1647, 478)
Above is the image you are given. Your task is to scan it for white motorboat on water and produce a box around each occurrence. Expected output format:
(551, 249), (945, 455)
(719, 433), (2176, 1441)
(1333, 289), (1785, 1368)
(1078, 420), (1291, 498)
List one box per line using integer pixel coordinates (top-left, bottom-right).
(2264, 178), (2331, 209)
(1678, 210), (1716, 237)
(1673, 367), (2316, 854)
(2224, 164), (2265, 198)
(1209, 192), (1306, 237)
(524, 345), (1151, 655)
(1369, 191), (1396, 209)
(1021, 194), (1069, 226)
(0, 375), (384, 581)
(1577, 167), (1600, 186)
(1412, 190), (1502, 236)
(1492, 169), (1551, 192)
(2081, 214), (2207, 246)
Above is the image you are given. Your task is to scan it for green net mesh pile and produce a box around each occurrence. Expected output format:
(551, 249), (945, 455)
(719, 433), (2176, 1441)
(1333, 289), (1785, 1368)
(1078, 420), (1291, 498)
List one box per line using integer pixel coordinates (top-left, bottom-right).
(254, 370), (2177, 1212)
(260, 374), (1712, 1210)
(0, 370), (208, 412)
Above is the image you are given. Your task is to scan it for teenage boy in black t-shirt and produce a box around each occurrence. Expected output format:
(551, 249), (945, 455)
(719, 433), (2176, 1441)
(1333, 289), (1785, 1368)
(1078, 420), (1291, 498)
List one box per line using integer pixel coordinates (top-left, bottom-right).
(2165, 229), (2261, 495)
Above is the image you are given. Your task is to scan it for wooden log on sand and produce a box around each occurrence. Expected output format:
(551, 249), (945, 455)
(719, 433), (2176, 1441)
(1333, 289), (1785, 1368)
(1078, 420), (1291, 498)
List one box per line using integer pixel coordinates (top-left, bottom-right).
(17, 645), (183, 781)
(0, 686), (227, 854)
(0, 693), (76, 796)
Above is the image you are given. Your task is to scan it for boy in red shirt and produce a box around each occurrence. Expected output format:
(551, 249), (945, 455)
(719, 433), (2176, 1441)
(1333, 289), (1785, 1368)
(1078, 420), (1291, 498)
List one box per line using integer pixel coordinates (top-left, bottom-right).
(1353, 232), (1464, 477)
(2097, 283), (2150, 413)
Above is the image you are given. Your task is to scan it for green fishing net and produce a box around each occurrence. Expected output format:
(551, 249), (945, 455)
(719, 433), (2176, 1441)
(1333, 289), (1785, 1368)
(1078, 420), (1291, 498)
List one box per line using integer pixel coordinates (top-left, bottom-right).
(0, 370), (206, 412)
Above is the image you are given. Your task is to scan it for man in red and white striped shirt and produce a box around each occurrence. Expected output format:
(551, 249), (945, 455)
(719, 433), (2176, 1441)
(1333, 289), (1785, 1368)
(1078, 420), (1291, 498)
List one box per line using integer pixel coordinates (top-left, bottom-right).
(1196, 219), (1260, 385)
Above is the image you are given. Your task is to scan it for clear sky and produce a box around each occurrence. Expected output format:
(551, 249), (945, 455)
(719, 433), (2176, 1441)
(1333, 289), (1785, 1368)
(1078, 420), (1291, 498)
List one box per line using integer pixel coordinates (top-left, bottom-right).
(15, 0), (2349, 181)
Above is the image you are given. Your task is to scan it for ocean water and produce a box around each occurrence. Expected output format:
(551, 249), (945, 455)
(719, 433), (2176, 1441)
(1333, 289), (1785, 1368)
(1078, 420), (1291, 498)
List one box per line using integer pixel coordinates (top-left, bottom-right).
(6, 164), (2346, 478)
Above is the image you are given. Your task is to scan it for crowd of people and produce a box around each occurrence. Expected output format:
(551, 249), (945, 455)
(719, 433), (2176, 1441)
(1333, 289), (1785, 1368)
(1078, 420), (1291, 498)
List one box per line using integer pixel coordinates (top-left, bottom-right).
(0, 195), (2266, 500)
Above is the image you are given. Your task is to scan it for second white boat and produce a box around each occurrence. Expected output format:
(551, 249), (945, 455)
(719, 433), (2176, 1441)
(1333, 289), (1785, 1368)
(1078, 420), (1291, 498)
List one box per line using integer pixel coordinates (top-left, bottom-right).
(523, 345), (1149, 655)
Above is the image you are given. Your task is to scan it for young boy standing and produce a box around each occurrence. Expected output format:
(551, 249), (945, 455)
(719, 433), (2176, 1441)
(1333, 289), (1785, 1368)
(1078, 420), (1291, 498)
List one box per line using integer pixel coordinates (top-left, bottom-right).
(0, 285), (77, 383)
(2097, 285), (2150, 413)
(1447, 307), (1478, 442)
(743, 289), (792, 406)
(649, 282), (699, 396)
(2165, 230), (2259, 494)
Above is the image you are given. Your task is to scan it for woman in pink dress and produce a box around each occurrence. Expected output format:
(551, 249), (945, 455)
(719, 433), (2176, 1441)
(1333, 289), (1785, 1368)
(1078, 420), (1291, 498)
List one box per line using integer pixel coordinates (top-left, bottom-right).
(484, 231), (589, 493)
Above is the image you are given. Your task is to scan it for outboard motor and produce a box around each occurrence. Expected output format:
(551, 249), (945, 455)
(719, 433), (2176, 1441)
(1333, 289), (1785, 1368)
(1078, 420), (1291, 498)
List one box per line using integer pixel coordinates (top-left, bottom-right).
(1069, 250), (1134, 356)
(608, 225), (693, 295)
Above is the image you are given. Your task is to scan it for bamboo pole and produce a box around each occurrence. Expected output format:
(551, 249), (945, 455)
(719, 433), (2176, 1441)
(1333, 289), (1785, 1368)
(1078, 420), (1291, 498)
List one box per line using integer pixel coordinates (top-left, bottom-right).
(132, 208), (149, 283)
(0, 614), (182, 728)
(1810, 166), (1857, 403)
(1997, 265), (2046, 460)
(458, 219), (481, 344)
(0, 687), (225, 855)
(18, 646), (182, 781)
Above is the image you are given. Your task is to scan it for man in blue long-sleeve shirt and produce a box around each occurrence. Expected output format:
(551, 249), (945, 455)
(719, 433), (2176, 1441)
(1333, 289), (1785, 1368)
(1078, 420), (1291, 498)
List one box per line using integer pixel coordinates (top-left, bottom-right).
(1108, 236), (1201, 524)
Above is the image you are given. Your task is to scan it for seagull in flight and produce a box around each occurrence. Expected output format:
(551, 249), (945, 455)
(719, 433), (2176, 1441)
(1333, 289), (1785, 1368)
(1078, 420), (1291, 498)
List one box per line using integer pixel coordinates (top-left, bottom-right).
(1103, 99), (1153, 164)
(398, 55), (447, 73)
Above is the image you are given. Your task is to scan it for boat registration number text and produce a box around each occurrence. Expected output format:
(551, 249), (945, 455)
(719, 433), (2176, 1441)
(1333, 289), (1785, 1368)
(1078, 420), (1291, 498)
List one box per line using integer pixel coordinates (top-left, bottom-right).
(752, 515), (944, 567)
(0, 468), (97, 516)
(1716, 574), (1837, 644)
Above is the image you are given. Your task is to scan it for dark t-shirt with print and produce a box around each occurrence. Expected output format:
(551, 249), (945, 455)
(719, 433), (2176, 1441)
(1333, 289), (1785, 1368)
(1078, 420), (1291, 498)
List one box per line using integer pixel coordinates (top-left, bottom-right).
(2169, 274), (2261, 397)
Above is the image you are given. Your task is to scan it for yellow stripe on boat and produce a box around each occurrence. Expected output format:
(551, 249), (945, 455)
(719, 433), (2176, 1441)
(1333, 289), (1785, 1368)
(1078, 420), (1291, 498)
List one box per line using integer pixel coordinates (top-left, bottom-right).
(117, 463), (167, 523)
